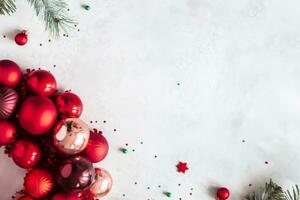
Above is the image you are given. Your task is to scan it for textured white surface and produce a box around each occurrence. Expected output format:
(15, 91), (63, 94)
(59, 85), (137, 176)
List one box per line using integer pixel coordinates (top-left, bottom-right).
(1, 0), (300, 199)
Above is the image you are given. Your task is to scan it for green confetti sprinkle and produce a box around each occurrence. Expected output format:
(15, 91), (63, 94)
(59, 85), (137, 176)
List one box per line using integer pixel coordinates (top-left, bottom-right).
(122, 148), (128, 154)
(165, 192), (172, 197)
(83, 5), (91, 11)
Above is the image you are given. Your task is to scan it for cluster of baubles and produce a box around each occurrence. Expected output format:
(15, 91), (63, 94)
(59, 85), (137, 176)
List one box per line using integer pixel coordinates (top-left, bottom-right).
(0, 59), (111, 200)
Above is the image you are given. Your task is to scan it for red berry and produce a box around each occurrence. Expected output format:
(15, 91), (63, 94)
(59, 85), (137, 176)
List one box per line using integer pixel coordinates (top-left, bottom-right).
(216, 187), (230, 200)
(15, 31), (28, 46)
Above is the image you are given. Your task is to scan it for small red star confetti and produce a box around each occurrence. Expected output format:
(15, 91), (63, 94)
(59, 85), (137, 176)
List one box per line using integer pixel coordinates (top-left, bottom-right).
(176, 161), (189, 173)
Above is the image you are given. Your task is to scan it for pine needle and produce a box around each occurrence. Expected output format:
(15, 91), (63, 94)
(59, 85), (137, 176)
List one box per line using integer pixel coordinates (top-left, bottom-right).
(27, 0), (76, 36)
(246, 180), (299, 200)
(0, 0), (16, 15)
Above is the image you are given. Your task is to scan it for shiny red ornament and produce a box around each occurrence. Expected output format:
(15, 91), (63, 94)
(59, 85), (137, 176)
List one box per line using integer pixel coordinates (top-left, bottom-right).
(0, 87), (18, 119)
(16, 196), (34, 200)
(0, 59), (22, 87)
(216, 187), (230, 200)
(18, 96), (57, 135)
(51, 192), (82, 200)
(0, 120), (16, 145)
(12, 139), (42, 168)
(15, 31), (28, 46)
(55, 156), (95, 191)
(56, 92), (83, 118)
(83, 130), (109, 163)
(24, 168), (54, 198)
(27, 70), (57, 96)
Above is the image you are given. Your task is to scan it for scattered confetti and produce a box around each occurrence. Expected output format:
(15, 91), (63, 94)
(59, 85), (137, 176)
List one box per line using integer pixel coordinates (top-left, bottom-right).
(176, 161), (189, 173)
(165, 192), (172, 197)
(83, 4), (91, 11)
(121, 148), (128, 154)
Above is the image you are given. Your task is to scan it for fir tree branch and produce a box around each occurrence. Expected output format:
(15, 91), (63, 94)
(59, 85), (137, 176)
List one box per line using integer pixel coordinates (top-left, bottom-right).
(27, 0), (76, 36)
(0, 0), (16, 15)
(285, 185), (300, 200)
(246, 180), (299, 200)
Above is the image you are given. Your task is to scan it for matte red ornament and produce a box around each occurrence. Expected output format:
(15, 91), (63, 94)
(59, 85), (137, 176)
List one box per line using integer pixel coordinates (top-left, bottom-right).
(216, 187), (230, 200)
(12, 139), (42, 168)
(15, 31), (28, 46)
(27, 70), (57, 96)
(24, 168), (54, 198)
(16, 196), (34, 200)
(0, 120), (16, 145)
(0, 87), (18, 119)
(83, 129), (109, 163)
(56, 92), (83, 118)
(0, 59), (22, 87)
(18, 96), (57, 135)
(55, 156), (95, 191)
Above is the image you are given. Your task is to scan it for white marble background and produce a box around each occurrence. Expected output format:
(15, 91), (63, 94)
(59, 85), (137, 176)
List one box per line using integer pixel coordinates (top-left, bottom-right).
(1, 0), (300, 199)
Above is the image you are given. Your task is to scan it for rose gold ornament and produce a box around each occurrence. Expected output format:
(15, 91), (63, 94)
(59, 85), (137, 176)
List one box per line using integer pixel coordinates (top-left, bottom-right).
(53, 118), (90, 155)
(0, 87), (18, 119)
(89, 168), (113, 198)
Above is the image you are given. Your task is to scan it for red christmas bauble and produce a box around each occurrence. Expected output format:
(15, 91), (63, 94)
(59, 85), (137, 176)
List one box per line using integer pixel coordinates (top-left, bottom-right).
(0, 59), (22, 87)
(18, 96), (57, 135)
(27, 70), (57, 96)
(0, 120), (16, 145)
(216, 187), (230, 200)
(51, 193), (82, 200)
(55, 156), (95, 191)
(15, 31), (28, 46)
(12, 139), (42, 168)
(56, 92), (83, 118)
(17, 196), (34, 200)
(24, 168), (54, 198)
(0, 87), (18, 119)
(83, 130), (109, 163)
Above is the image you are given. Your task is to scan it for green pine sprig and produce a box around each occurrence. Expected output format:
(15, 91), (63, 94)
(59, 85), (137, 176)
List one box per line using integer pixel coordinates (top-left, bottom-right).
(0, 0), (76, 36)
(0, 0), (16, 15)
(246, 180), (299, 200)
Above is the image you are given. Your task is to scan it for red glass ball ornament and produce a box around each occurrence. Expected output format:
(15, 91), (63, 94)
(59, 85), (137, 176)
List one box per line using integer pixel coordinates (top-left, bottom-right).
(56, 92), (83, 118)
(18, 96), (57, 135)
(17, 196), (34, 200)
(24, 168), (54, 198)
(0, 87), (18, 119)
(55, 156), (95, 191)
(12, 139), (42, 168)
(0, 59), (22, 87)
(0, 120), (16, 145)
(51, 193), (82, 200)
(216, 187), (230, 200)
(15, 31), (28, 46)
(83, 130), (109, 163)
(27, 70), (57, 96)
